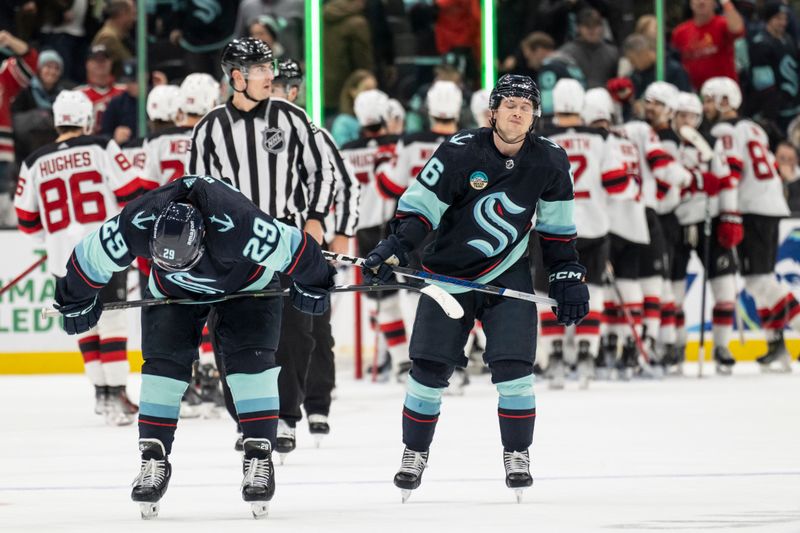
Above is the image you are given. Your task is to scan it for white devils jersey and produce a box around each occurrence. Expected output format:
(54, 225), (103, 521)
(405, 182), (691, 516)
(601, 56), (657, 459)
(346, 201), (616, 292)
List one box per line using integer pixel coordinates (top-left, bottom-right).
(143, 126), (193, 186)
(674, 135), (731, 225)
(340, 134), (399, 230)
(14, 136), (154, 277)
(711, 118), (789, 217)
(618, 121), (691, 212)
(389, 130), (450, 192)
(539, 126), (628, 239)
(653, 128), (686, 214)
(120, 137), (147, 173)
(605, 132), (650, 244)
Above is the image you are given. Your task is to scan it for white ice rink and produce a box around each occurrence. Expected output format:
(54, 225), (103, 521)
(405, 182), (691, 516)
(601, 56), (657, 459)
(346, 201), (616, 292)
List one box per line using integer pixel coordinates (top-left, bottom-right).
(1, 363), (799, 533)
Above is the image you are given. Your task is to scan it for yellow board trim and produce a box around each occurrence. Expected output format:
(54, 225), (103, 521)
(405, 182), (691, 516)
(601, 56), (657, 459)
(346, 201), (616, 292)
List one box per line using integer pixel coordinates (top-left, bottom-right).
(0, 351), (144, 374)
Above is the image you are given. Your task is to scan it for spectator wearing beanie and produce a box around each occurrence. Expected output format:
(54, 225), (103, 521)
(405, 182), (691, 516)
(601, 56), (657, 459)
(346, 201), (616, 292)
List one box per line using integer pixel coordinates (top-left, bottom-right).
(11, 50), (73, 113)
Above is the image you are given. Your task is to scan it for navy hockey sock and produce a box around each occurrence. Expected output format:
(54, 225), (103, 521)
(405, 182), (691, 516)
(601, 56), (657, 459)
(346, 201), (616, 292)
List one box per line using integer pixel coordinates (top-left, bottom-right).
(491, 361), (536, 452)
(402, 360), (452, 452)
(226, 367), (280, 449)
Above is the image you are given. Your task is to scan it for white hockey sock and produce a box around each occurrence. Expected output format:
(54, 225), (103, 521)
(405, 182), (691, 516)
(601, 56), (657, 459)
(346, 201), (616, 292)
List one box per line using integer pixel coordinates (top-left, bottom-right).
(377, 293), (409, 363)
(78, 330), (105, 386)
(575, 284), (604, 357)
(98, 310), (129, 387)
(710, 275), (736, 350)
(640, 276), (662, 341)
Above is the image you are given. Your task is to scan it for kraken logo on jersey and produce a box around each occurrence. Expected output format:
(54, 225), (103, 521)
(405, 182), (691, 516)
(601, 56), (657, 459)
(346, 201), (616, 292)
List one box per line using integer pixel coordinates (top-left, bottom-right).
(467, 192), (525, 257)
(262, 127), (285, 153)
(163, 272), (225, 295)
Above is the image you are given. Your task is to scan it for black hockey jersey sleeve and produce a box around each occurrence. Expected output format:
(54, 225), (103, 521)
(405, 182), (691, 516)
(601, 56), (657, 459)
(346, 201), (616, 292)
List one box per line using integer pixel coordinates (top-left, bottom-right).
(58, 176), (331, 304)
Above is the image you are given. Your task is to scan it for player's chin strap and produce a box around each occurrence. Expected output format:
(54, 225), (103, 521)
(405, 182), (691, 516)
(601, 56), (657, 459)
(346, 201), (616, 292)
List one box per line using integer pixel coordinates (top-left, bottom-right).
(232, 69), (265, 104)
(489, 112), (537, 146)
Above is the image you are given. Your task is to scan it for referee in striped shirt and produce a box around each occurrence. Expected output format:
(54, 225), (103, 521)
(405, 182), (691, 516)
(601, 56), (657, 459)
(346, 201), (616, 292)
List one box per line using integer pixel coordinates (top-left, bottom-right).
(188, 38), (335, 457)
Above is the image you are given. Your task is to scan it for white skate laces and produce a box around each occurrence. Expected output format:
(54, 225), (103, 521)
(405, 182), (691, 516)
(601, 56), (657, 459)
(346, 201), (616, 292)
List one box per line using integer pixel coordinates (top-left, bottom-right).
(242, 457), (271, 490)
(132, 458), (167, 489)
(503, 450), (530, 475)
(399, 447), (428, 476)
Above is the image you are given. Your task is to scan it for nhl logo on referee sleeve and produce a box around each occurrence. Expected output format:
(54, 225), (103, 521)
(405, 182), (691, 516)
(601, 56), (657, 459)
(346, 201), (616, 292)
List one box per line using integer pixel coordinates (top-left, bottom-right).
(261, 127), (285, 153)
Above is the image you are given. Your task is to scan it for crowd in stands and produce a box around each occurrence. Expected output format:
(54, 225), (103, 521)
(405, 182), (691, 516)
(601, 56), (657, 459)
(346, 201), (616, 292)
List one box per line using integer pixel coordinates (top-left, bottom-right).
(3, 0), (800, 226)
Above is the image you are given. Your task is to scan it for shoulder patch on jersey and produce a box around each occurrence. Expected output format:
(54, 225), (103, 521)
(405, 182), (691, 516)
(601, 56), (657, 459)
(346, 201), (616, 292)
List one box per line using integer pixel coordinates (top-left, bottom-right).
(261, 127), (286, 153)
(469, 171), (489, 190)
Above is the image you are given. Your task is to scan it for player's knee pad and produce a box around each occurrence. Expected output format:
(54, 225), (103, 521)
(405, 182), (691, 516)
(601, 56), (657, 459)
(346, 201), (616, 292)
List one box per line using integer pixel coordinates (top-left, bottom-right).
(488, 359), (533, 385)
(710, 275), (736, 302)
(409, 358), (454, 389)
(493, 364), (535, 411)
(142, 355), (193, 382)
(97, 309), (127, 339)
(223, 348), (277, 374)
(405, 372), (444, 416)
(139, 372), (188, 422)
(587, 284), (604, 312)
(671, 280), (686, 306)
(226, 367), (280, 415)
(640, 276), (662, 296)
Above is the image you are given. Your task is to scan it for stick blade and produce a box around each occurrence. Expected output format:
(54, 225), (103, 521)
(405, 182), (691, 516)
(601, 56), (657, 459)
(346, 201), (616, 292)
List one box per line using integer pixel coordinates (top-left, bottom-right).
(679, 125), (714, 162)
(419, 284), (464, 319)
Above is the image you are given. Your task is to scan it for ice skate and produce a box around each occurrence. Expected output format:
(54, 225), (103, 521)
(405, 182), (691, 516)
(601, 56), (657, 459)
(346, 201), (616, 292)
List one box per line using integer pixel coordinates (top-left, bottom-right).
(713, 346), (736, 375)
(547, 340), (565, 390)
(241, 438), (275, 519)
(757, 337), (792, 373)
(94, 385), (108, 415)
(308, 414), (330, 448)
(131, 439), (171, 520)
(503, 449), (532, 503)
(596, 334), (618, 380)
(179, 386), (203, 418)
(444, 367), (469, 396)
(395, 360), (412, 383)
(234, 433), (244, 452)
(576, 340), (594, 390)
(276, 419), (296, 464)
(366, 351), (392, 383)
(197, 363), (225, 414)
(617, 338), (638, 381)
(105, 386), (137, 426)
(393, 446), (428, 503)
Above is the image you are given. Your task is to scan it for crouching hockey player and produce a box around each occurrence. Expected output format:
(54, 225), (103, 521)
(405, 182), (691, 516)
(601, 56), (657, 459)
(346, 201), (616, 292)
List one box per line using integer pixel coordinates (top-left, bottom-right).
(362, 75), (589, 502)
(51, 175), (334, 519)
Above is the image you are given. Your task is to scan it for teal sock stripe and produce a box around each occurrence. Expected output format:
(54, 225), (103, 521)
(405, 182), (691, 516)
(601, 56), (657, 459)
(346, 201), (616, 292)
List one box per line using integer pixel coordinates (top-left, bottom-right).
(226, 367), (280, 414)
(496, 374), (536, 410)
(404, 375), (443, 416)
(139, 374), (189, 419)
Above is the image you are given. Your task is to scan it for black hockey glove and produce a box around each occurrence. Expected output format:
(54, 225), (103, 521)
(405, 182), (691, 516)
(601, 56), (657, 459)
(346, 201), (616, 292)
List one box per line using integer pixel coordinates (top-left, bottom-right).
(290, 264), (336, 316)
(548, 263), (589, 326)
(54, 278), (103, 335)
(362, 235), (408, 284)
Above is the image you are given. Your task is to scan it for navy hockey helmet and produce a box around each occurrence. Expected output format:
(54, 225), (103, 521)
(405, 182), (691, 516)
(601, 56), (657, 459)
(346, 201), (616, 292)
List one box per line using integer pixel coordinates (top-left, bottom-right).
(150, 202), (206, 272)
(220, 38), (274, 80)
(274, 58), (303, 86)
(489, 74), (542, 116)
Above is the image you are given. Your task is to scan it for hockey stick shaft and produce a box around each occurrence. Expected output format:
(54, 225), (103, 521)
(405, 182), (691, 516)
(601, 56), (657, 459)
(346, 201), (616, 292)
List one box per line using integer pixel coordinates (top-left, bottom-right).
(698, 198), (713, 377)
(605, 263), (652, 365)
(41, 283), (415, 318)
(0, 254), (47, 298)
(730, 247), (746, 346)
(323, 250), (558, 307)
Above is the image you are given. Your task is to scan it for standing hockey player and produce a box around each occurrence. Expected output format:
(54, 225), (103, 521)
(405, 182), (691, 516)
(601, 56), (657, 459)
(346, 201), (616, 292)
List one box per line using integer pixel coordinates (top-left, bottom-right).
(705, 76), (797, 372)
(340, 89), (410, 382)
(51, 175), (335, 519)
(14, 90), (154, 424)
(362, 74), (589, 501)
(188, 38), (335, 459)
(536, 78), (627, 388)
(672, 91), (739, 374)
(270, 57), (361, 445)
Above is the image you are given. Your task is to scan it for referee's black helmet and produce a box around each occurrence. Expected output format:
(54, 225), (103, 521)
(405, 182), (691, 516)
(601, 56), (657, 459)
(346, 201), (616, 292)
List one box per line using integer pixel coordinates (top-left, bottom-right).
(150, 202), (206, 272)
(274, 58), (303, 85)
(221, 38), (274, 79)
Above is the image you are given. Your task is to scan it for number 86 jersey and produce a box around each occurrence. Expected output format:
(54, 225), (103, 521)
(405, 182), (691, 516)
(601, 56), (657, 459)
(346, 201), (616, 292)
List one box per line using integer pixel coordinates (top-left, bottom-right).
(14, 135), (156, 276)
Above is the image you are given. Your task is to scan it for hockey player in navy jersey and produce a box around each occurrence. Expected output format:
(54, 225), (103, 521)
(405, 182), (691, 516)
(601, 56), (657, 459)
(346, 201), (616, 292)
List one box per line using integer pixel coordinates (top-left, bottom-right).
(51, 175), (335, 519)
(362, 74), (589, 501)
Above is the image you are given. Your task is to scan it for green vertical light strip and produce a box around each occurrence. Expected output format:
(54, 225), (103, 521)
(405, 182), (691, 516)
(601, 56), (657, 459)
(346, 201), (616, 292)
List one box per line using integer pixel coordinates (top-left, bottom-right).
(481, 0), (496, 90)
(136, 0), (147, 135)
(305, 0), (323, 124)
(655, 0), (665, 81)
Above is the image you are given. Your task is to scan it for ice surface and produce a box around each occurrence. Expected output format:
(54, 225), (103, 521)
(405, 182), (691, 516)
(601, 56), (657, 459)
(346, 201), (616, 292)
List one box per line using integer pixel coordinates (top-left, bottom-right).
(1, 364), (799, 532)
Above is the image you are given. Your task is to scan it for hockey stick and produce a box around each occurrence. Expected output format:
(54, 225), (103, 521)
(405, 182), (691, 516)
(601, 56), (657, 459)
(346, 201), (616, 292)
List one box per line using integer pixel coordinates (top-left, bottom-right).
(604, 262), (653, 370)
(0, 254), (47, 298)
(40, 283), (457, 319)
(323, 250), (558, 307)
(730, 247), (747, 347)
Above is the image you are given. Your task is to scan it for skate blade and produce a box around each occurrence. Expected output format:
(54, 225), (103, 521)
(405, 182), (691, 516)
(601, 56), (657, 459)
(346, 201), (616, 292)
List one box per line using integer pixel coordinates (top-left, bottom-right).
(715, 364), (733, 376)
(278, 453), (287, 465)
(251, 502), (269, 519)
(139, 502), (159, 520)
(314, 435), (324, 448)
(400, 489), (413, 503)
(514, 488), (525, 504)
(578, 377), (590, 390)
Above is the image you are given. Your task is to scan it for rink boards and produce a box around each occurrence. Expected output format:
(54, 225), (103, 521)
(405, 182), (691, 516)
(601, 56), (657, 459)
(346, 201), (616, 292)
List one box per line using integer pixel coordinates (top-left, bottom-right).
(3, 220), (800, 374)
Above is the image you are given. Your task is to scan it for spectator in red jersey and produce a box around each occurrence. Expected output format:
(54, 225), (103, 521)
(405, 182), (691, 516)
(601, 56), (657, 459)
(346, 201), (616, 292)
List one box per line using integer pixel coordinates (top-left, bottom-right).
(75, 44), (125, 134)
(671, 0), (745, 90)
(0, 29), (37, 227)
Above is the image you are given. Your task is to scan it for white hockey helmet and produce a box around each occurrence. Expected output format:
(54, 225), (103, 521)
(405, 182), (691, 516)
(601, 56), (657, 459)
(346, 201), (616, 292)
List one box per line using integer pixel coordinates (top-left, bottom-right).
(702, 76), (742, 111)
(53, 90), (94, 131)
(179, 73), (220, 116)
(426, 80), (462, 120)
(146, 84), (180, 122)
(383, 98), (406, 124)
(643, 81), (679, 110)
(581, 88), (614, 125)
(552, 78), (585, 115)
(470, 88), (490, 127)
(354, 89), (389, 127)
(674, 91), (703, 128)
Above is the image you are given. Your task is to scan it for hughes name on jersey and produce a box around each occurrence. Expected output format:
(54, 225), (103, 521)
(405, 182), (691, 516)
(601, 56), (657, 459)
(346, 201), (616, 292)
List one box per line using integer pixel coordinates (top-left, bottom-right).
(340, 133), (400, 230)
(58, 176), (331, 305)
(14, 135), (155, 276)
(390, 128), (579, 289)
